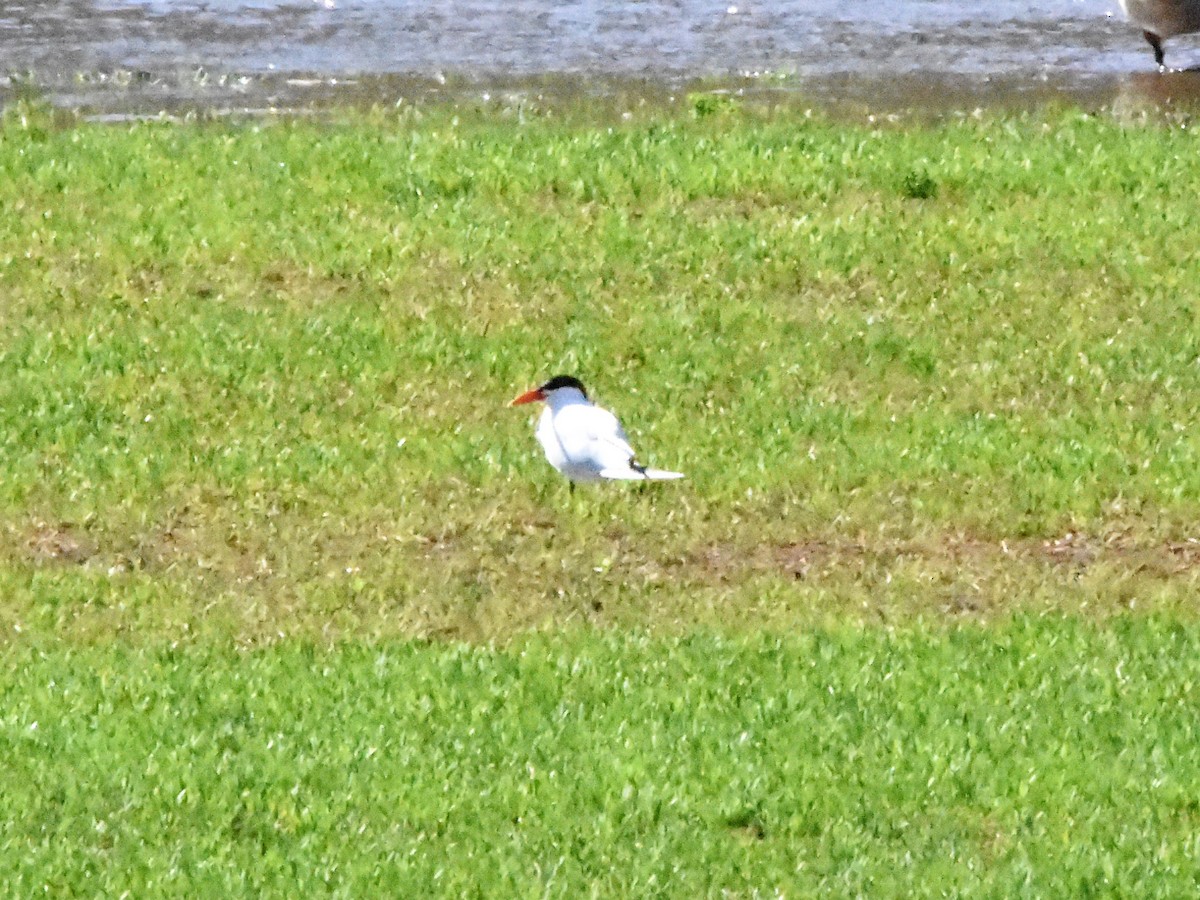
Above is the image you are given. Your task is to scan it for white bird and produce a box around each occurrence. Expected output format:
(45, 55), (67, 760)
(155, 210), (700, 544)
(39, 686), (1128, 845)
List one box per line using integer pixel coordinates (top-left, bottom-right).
(1120, 0), (1200, 68)
(510, 375), (685, 484)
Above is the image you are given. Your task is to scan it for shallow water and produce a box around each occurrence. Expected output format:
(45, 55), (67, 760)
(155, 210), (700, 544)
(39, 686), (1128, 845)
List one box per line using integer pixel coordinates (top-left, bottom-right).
(6, 0), (1200, 115)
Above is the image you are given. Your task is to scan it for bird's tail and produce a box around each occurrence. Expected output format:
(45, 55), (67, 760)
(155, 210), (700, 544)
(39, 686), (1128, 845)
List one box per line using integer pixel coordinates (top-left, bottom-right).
(640, 468), (685, 480)
(600, 463), (685, 481)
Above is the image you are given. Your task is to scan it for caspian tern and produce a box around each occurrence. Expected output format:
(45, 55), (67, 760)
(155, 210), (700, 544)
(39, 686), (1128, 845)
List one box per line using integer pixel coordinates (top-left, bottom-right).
(1119, 0), (1200, 68)
(510, 375), (685, 484)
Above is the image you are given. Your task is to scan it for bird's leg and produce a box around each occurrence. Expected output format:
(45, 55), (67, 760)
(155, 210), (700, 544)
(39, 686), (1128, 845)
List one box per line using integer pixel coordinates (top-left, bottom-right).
(1145, 30), (1166, 69)
(569, 481), (576, 497)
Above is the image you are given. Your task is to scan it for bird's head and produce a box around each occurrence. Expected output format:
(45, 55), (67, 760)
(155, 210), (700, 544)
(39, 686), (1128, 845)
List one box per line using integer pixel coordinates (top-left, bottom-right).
(510, 374), (589, 406)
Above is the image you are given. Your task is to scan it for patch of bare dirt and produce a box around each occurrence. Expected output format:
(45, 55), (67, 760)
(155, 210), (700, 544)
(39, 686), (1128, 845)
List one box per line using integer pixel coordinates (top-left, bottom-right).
(24, 521), (95, 565)
(13, 511), (279, 587)
(688, 531), (1200, 583)
(1039, 530), (1098, 569)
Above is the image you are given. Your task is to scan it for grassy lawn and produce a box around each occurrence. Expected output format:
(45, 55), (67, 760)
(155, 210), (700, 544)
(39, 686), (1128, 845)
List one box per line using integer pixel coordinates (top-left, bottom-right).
(3, 622), (1199, 895)
(1, 97), (1199, 893)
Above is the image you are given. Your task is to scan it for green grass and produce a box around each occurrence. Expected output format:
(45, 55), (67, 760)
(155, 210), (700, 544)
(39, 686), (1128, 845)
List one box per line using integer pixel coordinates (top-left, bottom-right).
(3, 98), (1200, 893)
(2, 620), (1199, 896)
(2, 100), (1200, 637)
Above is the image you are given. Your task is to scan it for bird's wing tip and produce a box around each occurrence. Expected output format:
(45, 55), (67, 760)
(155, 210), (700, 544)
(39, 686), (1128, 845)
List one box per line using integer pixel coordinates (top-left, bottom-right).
(598, 468), (648, 480)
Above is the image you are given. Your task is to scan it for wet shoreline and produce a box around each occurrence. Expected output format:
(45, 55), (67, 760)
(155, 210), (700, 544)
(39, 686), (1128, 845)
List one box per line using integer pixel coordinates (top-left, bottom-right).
(6, 1), (1200, 117)
(8, 67), (1200, 125)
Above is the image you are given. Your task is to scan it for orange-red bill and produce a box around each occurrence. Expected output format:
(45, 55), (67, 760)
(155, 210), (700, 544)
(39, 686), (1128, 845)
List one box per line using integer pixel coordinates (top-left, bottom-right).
(510, 388), (545, 406)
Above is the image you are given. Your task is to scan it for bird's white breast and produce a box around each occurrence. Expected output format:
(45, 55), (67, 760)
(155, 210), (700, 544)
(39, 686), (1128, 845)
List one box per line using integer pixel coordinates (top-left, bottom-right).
(536, 403), (635, 482)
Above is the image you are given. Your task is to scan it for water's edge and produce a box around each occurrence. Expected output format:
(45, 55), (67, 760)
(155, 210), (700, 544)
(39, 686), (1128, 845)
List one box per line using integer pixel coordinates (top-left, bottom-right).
(7, 1), (1200, 117)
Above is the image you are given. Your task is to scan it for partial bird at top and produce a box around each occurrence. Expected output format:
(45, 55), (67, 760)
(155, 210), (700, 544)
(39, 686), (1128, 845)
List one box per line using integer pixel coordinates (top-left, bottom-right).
(1119, 0), (1200, 68)
(510, 375), (685, 485)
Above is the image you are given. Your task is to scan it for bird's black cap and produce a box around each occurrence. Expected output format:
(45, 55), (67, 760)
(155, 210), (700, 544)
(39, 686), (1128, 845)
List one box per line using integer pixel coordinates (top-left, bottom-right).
(540, 375), (588, 397)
